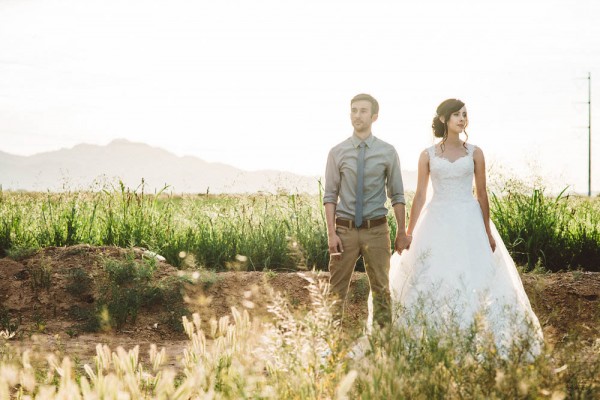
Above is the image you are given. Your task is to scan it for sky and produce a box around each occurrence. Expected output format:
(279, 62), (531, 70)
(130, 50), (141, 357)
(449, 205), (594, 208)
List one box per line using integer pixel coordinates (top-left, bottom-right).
(0, 0), (599, 194)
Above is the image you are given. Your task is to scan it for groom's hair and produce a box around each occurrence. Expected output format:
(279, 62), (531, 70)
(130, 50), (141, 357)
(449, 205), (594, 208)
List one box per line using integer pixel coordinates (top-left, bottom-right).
(351, 93), (379, 115)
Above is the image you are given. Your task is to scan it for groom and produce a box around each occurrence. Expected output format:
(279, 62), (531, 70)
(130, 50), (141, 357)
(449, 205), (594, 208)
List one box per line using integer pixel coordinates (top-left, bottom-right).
(323, 93), (411, 328)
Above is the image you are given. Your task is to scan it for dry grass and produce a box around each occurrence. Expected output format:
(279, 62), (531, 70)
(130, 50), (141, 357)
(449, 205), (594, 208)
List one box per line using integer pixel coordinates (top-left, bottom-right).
(1, 275), (598, 399)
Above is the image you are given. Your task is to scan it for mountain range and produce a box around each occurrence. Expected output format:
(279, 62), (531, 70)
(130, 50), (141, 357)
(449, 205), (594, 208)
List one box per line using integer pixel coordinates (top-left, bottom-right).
(0, 139), (417, 194)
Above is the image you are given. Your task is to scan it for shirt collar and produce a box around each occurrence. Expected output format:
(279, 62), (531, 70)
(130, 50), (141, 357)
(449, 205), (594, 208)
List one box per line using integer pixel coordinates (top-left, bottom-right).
(351, 133), (375, 148)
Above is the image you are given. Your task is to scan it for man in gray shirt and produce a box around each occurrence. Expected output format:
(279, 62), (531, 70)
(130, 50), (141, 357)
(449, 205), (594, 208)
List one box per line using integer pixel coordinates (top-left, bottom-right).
(323, 93), (411, 328)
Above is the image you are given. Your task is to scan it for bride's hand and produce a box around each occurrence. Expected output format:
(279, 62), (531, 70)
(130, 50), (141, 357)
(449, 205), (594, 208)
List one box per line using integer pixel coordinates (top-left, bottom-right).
(488, 233), (496, 252)
(395, 233), (412, 254)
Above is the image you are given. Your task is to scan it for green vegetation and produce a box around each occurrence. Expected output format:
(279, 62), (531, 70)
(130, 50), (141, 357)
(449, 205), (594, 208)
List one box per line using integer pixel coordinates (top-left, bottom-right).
(490, 181), (600, 272)
(0, 183), (330, 271)
(67, 252), (189, 332)
(97, 254), (159, 329)
(0, 181), (598, 272)
(29, 261), (52, 293)
(65, 268), (93, 298)
(0, 306), (19, 338)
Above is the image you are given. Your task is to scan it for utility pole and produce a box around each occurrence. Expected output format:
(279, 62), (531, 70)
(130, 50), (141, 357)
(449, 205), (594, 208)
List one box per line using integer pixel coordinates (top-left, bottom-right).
(577, 72), (593, 196)
(587, 72), (592, 197)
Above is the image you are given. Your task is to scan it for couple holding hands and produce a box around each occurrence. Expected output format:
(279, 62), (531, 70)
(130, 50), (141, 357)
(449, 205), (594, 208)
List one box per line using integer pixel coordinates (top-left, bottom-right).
(323, 94), (543, 355)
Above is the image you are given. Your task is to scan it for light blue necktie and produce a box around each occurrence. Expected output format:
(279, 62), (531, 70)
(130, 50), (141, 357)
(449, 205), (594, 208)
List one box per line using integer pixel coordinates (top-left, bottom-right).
(355, 142), (366, 228)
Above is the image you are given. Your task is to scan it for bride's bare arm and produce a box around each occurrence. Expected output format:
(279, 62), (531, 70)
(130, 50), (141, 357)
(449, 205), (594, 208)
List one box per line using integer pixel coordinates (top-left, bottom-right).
(406, 150), (430, 236)
(473, 147), (496, 252)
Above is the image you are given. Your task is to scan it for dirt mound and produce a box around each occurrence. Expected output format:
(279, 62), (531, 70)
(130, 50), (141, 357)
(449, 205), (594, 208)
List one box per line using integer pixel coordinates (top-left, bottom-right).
(1, 245), (599, 350)
(0, 245), (187, 341)
(0, 246), (370, 339)
(521, 272), (600, 344)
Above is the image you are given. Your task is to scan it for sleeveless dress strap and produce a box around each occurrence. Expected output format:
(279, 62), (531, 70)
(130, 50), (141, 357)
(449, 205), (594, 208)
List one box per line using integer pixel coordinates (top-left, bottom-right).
(426, 145), (436, 159)
(466, 143), (476, 157)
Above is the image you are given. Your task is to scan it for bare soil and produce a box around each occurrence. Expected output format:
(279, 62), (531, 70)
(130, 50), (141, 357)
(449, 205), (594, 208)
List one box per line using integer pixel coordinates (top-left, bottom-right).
(1, 245), (599, 366)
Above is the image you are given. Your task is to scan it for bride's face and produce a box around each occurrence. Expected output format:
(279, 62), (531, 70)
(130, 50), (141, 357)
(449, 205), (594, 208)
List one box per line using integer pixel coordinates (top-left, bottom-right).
(445, 106), (468, 135)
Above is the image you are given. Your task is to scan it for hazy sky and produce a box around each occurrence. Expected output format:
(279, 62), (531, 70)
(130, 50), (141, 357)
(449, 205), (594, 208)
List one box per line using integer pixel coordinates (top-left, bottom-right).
(1, 0), (599, 193)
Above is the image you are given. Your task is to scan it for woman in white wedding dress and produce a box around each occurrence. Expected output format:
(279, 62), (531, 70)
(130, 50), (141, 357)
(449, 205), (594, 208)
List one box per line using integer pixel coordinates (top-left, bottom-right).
(369, 98), (543, 356)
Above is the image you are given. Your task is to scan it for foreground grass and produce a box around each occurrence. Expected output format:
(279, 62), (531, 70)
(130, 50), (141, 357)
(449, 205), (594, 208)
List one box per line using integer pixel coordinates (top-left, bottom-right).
(1, 277), (598, 399)
(0, 181), (599, 271)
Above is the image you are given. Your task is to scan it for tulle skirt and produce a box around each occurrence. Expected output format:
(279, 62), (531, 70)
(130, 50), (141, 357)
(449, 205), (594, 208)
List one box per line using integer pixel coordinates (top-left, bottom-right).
(368, 197), (544, 356)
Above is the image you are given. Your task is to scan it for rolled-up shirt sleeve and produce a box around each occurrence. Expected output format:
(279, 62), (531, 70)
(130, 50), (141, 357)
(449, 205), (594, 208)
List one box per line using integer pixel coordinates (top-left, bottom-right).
(323, 149), (340, 205)
(387, 148), (405, 205)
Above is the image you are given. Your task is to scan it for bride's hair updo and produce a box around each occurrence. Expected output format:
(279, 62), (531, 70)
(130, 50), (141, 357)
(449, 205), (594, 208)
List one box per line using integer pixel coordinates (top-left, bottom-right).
(432, 98), (465, 138)
(432, 98), (468, 151)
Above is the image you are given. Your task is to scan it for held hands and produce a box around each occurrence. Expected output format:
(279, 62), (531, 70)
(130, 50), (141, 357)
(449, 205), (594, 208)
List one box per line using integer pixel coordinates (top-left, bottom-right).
(329, 231), (414, 259)
(328, 233), (344, 261)
(395, 232), (412, 254)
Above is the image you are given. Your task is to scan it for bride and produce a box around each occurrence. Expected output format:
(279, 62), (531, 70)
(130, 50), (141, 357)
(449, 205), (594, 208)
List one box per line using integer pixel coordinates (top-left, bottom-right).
(368, 98), (543, 356)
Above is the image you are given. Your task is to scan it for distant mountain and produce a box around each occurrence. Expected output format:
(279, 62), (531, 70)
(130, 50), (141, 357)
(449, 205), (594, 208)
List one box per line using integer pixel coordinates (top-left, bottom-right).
(0, 139), (417, 194)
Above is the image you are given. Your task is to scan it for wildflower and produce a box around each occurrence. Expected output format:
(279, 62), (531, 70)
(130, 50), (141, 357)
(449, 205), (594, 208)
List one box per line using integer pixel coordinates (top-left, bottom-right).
(0, 330), (15, 340)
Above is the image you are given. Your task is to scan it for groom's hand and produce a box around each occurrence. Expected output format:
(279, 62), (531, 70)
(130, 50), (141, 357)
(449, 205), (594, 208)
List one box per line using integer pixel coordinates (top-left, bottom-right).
(328, 234), (344, 261)
(394, 233), (412, 254)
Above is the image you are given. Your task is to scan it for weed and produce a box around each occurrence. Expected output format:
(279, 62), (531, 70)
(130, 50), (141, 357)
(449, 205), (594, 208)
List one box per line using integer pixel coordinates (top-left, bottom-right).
(29, 261), (52, 292)
(93, 255), (184, 330)
(0, 306), (20, 335)
(5, 246), (38, 261)
(194, 269), (222, 289)
(351, 274), (370, 300)
(289, 296), (301, 307)
(64, 245), (92, 256)
(32, 313), (46, 333)
(103, 251), (156, 285)
(64, 256), (188, 333)
(65, 268), (93, 298)
(68, 305), (100, 332)
(572, 270), (584, 281)
(263, 268), (277, 280)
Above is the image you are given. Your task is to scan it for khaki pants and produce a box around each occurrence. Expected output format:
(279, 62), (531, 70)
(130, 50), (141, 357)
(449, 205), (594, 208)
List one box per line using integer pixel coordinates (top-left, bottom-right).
(328, 222), (391, 328)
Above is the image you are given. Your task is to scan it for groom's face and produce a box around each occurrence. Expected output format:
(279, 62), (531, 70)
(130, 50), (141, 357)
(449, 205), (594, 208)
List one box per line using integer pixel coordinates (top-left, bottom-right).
(350, 100), (378, 134)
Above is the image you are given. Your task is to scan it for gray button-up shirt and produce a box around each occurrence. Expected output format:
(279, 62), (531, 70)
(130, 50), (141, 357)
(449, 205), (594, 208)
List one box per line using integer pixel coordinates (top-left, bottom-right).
(323, 133), (405, 220)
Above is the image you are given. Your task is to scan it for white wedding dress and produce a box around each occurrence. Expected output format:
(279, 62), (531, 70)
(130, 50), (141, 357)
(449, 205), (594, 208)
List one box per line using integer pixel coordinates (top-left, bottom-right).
(368, 143), (543, 356)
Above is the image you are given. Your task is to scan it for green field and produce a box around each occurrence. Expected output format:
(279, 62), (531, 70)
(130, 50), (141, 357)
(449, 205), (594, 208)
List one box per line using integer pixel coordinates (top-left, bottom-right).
(1, 182), (599, 398)
(1, 182), (598, 272)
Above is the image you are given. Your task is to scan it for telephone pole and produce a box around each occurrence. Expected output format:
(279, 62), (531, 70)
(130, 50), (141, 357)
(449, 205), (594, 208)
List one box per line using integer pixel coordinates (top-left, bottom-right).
(587, 72), (592, 196)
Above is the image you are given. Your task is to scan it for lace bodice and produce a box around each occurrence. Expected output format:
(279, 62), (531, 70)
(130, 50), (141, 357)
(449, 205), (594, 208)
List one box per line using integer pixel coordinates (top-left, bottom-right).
(427, 143), (476, 202)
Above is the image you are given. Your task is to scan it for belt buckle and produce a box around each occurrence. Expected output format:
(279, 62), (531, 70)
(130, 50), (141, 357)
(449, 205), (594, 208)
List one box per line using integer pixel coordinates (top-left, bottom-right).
(356, 219), (367, 229)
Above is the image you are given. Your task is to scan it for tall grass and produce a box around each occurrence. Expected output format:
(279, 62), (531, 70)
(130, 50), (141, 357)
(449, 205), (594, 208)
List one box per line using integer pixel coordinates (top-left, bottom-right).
(490, 182), (600, 272)
(1, 276), (598, 399)
(0, 183), (329, 271)
(0, 181), (598, 271)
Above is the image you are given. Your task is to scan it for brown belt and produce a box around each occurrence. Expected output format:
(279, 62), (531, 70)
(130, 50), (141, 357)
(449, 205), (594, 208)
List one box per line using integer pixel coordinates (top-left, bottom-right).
(335, 216), (387, 229)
